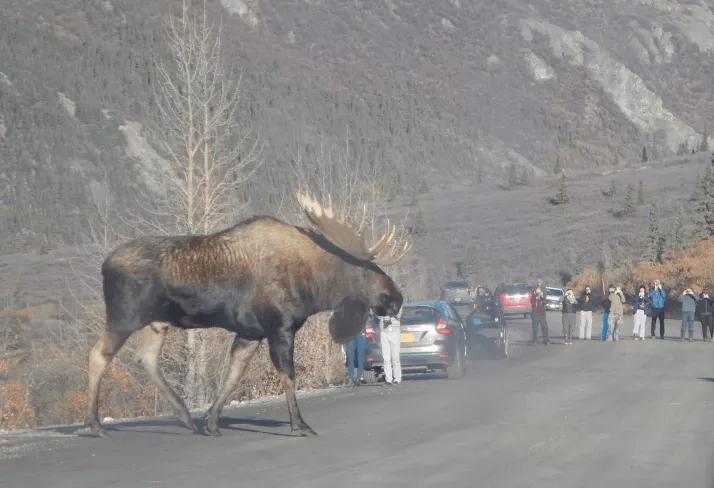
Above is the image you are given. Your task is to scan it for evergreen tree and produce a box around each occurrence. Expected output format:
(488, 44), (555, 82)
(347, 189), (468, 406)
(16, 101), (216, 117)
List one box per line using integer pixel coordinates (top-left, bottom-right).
(701, 133), (709, 154)
(555, 173), (572, 205)
(507, 163), (518, 188)
(411, 207), (428, 237)
(643, 203), (662, 263)
(637, 180), (644, 205)
(604, 179), (616, 197)
(692, 166), (714, 240)
(519, 168), (531, 186)
(691, 174), (702, 202)
(476, 164), (484, 184)
(455, 245), (480, 279)
(670, 206), (686, 256)
(553, 153), (562, 174)
(642, 146), (648, 162)
(621, 182), (637, 217)
(677, 142), (689, 156)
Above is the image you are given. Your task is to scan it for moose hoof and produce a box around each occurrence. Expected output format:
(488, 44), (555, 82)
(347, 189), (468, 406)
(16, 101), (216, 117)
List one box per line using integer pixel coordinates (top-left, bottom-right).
(178, 415), (198, 434)
(85, 419), (111, 438)
(203, 420), (222, 437)
(292, 424), (318, 437)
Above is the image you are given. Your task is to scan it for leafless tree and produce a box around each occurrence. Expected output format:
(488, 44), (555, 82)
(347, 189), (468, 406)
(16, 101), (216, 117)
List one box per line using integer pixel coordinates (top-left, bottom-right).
(124, 0), (261, 407)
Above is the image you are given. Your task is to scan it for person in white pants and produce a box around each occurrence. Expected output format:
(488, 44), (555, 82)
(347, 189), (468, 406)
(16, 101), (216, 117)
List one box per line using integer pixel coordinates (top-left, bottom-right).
(379, 308), (402, 385)
(632, 284), (649, 340)
(578, 285), (595, 339)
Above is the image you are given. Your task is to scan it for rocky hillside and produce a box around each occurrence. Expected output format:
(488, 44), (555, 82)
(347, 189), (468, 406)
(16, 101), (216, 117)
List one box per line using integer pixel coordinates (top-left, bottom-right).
(0, 0), (712, 255)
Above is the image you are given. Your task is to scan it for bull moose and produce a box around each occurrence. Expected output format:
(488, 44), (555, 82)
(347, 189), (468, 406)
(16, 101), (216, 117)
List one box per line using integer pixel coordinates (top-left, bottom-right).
(85, 192), (410, 437)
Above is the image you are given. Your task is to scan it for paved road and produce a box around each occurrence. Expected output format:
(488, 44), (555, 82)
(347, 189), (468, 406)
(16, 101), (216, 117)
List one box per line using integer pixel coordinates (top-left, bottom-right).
(2, 312), (714, 487)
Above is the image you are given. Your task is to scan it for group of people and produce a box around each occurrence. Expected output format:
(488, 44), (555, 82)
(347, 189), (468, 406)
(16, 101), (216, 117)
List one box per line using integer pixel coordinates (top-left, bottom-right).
(530, 278), (714, 344)
(345, 308), (403, 387)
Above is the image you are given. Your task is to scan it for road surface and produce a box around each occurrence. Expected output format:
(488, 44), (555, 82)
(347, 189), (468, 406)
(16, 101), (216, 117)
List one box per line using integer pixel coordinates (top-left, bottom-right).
(1, 312), (713, 487)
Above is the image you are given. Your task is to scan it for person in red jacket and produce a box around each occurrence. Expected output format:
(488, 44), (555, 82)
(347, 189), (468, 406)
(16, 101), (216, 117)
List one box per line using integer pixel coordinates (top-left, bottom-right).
(531, 286), (550, 345)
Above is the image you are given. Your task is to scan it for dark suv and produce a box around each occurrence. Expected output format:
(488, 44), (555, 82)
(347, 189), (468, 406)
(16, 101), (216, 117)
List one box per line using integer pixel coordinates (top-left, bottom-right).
(440, 280), (473, 303)
(494, 283), (534, 318)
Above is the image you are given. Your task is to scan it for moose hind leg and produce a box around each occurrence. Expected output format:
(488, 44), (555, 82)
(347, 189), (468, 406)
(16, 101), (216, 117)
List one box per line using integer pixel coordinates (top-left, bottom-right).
(268, 330), (317, 436)
(135, 323), (196, 433)
(86, 329), (131, 437)
(204, 336), (261, 436)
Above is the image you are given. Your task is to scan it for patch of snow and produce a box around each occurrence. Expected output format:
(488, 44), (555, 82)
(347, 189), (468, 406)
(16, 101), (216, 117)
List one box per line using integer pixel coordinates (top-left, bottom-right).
(118, 120), (175, 196)
(522, 49), (556, 81)
(220, 0), (260, 27)
(57, 92), (76, 119)
(633, 0), (714, 53)
(520, 17), (703, 153)
(440, 17), (455, 33)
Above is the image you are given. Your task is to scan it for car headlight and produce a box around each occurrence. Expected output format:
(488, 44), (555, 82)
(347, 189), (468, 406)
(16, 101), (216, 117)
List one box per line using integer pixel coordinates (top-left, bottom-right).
(495, 317), (499, 321)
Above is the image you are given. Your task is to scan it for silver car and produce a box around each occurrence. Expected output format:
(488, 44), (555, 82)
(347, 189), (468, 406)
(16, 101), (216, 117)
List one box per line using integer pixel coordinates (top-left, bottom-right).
(545, 287), (564, 311)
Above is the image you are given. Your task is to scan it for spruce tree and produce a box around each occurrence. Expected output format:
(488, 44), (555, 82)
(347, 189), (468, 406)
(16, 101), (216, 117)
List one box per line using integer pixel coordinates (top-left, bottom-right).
(507, 163), (518, 188)
(455, 245), (480, 278)
(637, 180), (644, 205)
(553, 153), (562, 174)
(621, 182), (637, 217)
(555, 173), (572, 205)
(642, 146), (648, 162)
(411, 207), (428, 237)
(643, 203), (662, 263)
(670, 206), (686, 256)
(604, 179), (616, 197)
(691, 174), (702, 202)
(692, 166), (714, 240)
(701, 133), (709, 154)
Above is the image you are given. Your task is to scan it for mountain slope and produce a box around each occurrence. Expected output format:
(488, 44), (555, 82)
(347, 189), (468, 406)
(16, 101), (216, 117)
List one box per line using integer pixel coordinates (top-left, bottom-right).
(0, 0), (712, 257)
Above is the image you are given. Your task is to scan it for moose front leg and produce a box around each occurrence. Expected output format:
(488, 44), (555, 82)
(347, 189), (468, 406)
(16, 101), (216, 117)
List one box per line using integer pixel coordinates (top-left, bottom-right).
(268, 329), (317, 436)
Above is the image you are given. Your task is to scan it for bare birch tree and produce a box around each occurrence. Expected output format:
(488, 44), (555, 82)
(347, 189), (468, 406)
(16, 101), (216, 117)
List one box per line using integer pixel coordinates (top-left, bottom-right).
(133, 0), (261, 407)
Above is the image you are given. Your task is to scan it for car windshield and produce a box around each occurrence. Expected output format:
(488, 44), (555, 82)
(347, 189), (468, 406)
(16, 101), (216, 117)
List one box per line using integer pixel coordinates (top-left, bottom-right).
(547, 289), (564, 296)
(401, 306), (440, 324)
(496, 284), (532, 295)
(444, 280), (469, 288)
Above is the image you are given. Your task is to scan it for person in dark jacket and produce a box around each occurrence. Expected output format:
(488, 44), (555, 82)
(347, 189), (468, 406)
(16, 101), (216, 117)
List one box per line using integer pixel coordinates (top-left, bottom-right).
(677, 288), (700, 342)
(562, 288), (577, 344)
(600, 285), (615, 341)
(531, 287), (549, 345)
(578, 285), (596, 340)
(631, 284), (650, 341)
(649, 280), (667, 339)
(698, 289), (713, 342)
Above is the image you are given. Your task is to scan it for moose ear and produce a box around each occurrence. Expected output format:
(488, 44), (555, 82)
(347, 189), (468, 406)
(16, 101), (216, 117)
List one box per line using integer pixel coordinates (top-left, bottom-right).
(329, 298), (370, 344)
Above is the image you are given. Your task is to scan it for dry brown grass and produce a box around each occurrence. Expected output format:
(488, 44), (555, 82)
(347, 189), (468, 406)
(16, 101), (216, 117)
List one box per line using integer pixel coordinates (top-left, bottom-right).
(627, 238), (714, 295)
(0, 310), (344, 432)
(568, 238), (714, 300)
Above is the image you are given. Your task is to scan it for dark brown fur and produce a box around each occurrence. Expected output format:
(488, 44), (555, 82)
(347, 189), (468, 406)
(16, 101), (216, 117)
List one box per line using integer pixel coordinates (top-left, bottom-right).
(86, 215), (403, 437)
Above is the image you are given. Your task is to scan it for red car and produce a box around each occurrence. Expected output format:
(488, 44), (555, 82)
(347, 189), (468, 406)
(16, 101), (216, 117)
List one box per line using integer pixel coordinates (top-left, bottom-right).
(494, 283), (534, 318)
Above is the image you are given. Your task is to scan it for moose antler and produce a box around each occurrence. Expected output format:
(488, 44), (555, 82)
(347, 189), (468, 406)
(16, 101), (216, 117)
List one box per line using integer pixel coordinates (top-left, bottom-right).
(296, 192), (411, 265)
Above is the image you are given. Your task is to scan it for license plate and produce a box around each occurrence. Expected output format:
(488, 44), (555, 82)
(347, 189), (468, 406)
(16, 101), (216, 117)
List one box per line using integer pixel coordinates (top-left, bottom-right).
(400, 333), (414, 343)
(454, 297), (461, 302)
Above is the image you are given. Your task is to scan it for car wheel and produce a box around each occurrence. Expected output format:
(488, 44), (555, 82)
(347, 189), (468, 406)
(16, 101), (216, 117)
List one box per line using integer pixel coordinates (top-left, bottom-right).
(363, 370), (377, 384)
(446, 346), (464, 380)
